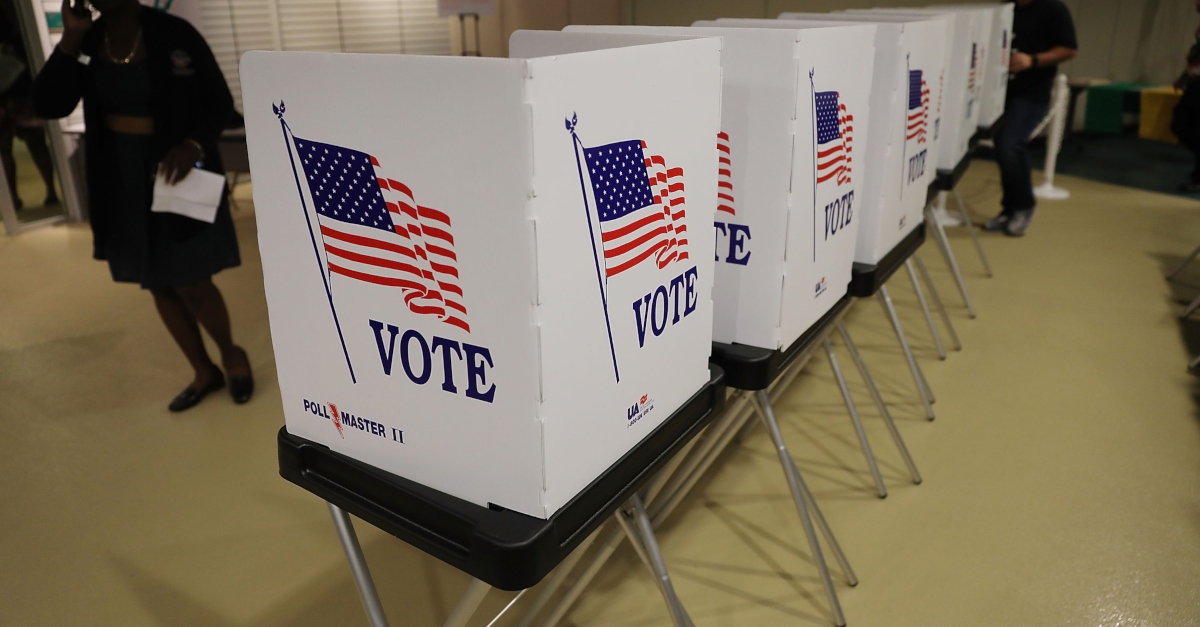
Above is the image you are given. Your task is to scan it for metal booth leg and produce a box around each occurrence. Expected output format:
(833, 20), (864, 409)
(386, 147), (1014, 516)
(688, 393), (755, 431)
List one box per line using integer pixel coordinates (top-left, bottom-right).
(824, 338), (887, 498)
(1183, 292), (1200, 319)
(1167, 244), (1200, 281)
(752, 389), (849, 627)
(614, 494), (695, 627)
(952, 188), (993, 278)
(837, 322), (923, 484)
(515, 530), (601, 627)
(328, 503), (391, 627)
(929, 194), (977, 318)
(540, 525), (627, 627)
(877, 286), (936, 420)
(537, 396), (760, 627)
(442, 578), (491, 627)
(914, 252), (962, 351)
(906, 258), (946, 360)
(536, 356), (825, 627)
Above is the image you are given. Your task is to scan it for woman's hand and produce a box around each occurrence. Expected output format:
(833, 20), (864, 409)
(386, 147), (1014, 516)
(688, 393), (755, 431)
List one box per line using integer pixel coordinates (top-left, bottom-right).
(159, 141), (203, 186)
(57, 0), (93, 57)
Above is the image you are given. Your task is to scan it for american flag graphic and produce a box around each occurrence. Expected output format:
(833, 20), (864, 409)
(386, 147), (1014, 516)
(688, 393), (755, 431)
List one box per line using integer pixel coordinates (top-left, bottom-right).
(294, 136), (470, 333)
(908, 70), (930, 144)
(583, 139), (689, 278)
(815, 91), (853, 187)
(717, 131), (735, 215)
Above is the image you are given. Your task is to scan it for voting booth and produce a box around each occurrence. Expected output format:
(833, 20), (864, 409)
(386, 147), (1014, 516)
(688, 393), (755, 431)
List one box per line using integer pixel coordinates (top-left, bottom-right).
(849, 8), (986, 173)
(758, 15), (947, 267)
(534, 23), (875, 352)
(240, 40), (722, 520)
(956, 3), (1015, 129)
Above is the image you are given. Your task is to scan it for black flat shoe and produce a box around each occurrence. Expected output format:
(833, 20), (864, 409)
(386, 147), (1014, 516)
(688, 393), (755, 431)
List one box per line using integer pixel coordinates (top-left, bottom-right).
(230, 374), (254, 404)
(228, 347), (254, 404)
(168, 371), (226, 413)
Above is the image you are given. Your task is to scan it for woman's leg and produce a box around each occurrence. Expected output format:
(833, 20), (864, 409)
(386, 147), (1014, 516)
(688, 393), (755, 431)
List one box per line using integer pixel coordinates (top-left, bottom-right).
(16, 127), (58, 203)
(0, 131), (19, 209)
(174, 278), (251, 377)
(150, 287), (218, 388)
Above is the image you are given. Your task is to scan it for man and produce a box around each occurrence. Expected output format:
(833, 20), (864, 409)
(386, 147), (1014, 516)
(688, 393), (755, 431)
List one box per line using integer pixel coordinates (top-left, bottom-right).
(1171, 0), (1200, 193)
(984, 0), (1077, 236)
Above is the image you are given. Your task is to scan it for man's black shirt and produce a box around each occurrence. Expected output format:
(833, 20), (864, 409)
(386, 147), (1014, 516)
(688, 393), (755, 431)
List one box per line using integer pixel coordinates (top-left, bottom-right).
(1010, 0), (1077, 102)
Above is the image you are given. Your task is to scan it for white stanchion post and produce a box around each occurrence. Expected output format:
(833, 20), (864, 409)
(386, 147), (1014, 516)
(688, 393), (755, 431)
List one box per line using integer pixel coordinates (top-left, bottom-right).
(1033, 73), (1071, 200)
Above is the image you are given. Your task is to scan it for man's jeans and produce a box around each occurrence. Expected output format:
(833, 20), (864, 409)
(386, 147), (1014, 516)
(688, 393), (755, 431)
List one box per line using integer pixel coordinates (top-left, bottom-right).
(995, 96), (1049, 215)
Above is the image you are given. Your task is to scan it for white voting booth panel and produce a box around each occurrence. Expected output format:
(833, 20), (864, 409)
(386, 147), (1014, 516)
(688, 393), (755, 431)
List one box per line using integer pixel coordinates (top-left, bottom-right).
(548, 24), (873, 352)
(240, 41), (721, 519)
(946, 3), (1014, 128)
(848, 8), (984, 172)
(764, 15), (946, 266)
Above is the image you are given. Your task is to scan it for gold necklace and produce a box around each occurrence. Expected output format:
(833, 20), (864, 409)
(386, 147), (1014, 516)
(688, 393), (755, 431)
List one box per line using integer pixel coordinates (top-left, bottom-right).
(104, 28), (142, 64)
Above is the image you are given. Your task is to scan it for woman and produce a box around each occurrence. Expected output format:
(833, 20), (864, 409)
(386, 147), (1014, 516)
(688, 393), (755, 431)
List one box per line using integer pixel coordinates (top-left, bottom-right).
(1174, 0), (1200, 193)
(32, 0), (252, 412)
(0, 2), (58, 210)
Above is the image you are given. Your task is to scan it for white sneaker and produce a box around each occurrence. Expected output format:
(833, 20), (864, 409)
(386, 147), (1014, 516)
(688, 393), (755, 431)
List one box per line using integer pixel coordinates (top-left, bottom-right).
(931, 206), (964, 227)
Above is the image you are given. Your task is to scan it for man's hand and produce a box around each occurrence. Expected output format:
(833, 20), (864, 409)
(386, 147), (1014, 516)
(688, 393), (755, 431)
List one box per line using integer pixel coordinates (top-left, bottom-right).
(158, 141), (202, 186)
(57, 0), (92, 57)
(1010, 51), (1034, 74)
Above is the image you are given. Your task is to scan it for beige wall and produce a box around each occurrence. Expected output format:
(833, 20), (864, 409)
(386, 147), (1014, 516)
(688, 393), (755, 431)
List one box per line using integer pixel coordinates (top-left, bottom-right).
(627, 0), (1198, 85)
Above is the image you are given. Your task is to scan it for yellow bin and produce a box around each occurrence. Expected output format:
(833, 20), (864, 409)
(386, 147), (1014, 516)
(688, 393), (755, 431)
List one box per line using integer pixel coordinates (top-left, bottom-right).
(1140, 86), (1181, 144)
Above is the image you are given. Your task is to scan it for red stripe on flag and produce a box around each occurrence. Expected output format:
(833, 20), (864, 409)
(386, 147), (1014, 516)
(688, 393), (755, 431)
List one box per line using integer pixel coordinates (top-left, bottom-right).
(601, 211), (664, 242)
(325, 243), (423, 278)
(606, 241), (666, 277)
(329, 262), (425, 292)
(606, 225), (669, 258)
(321, 225), (416, 259)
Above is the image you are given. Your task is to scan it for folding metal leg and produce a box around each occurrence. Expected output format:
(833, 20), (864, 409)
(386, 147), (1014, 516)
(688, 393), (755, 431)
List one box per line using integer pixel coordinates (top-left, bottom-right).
(1167, 244), (1200, 281)
(536, 347), (831, 627)
(929, 194), (977, 318)
(515, 529), (601, 627)
(1183, 292), (1200, 319)
(328, 503), (391, 627)
(442, 578), (491, 627)
(877, 286), (936, 420)
(824, 338), (887, 498)
(837, 322), (922, 484)
(914, 252), (962, 351)
(906, 258), (946, 360)
(751, 389), (848, 627)
(540, 525), (626, 627)
(614, 494), (695, 627)
(953, 188), (993, 278)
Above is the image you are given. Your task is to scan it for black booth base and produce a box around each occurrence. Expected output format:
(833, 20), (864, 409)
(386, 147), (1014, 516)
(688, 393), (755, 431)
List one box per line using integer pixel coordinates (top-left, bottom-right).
(848, 225), (927, 299)
(932, 152), (973, 194)
(710, 294), (853, 391)
(277, 366), (725, 591)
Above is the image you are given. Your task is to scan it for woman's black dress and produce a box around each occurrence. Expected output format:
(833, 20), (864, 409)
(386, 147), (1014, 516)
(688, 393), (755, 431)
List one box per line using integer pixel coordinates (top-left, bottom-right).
(32, 7), (239, 288)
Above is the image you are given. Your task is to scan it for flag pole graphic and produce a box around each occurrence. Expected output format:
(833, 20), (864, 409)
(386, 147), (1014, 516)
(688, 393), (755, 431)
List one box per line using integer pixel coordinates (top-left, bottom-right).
(567, 113), (620, 383)
(809, 69), (818, 263)
(275, 102), (357, 384)
(901, 54), (910, 202)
